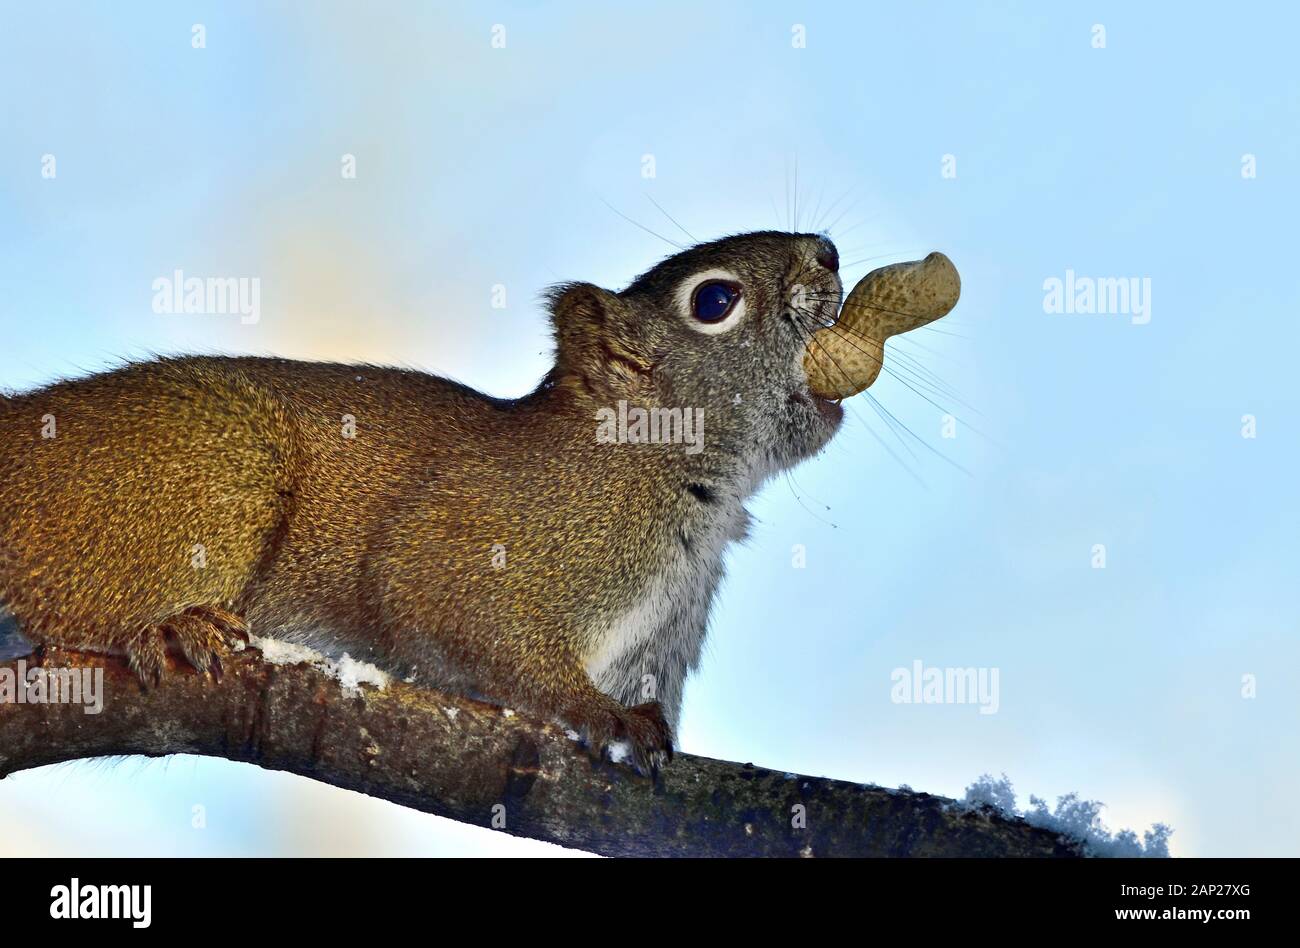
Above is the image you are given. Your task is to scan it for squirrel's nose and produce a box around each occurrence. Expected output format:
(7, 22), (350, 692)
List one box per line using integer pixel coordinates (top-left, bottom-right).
(815, 239), (839, 273)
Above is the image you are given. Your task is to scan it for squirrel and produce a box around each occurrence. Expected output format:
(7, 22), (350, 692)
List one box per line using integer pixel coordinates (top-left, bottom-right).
(0, 231), (849, 774)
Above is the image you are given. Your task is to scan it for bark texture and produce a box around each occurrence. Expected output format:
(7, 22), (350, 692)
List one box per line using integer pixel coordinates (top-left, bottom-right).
(0, 645), (1081, 857)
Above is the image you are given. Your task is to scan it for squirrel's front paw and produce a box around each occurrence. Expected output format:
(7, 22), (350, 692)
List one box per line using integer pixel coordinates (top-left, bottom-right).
(570, 700), (674, 777)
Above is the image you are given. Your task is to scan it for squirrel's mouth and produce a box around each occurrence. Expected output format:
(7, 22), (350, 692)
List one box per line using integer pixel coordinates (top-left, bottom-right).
(815, 394), (845, 425)
(789, 389), (844, 427)
(803, 252), (961, 401)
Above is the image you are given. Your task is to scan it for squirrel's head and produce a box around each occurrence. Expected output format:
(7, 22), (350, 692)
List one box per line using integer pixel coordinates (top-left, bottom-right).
(547, 230), (845, 482)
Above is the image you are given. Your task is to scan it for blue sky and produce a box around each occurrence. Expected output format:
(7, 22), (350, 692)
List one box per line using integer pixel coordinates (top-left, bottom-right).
(1, 2), (1297, 856)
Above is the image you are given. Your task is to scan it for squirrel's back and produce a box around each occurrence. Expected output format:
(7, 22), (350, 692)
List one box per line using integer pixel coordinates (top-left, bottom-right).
(0, 354), (532, 634)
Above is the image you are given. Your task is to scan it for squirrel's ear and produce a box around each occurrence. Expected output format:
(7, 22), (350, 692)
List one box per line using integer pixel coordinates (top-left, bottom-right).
(547, 282), (654, 399)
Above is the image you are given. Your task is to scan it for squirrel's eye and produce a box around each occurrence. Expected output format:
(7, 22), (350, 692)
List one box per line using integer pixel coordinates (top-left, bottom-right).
(692, 281), (740, 323)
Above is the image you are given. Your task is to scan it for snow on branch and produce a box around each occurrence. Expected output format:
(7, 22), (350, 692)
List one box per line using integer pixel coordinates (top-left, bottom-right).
(0, 645), (1082, 858)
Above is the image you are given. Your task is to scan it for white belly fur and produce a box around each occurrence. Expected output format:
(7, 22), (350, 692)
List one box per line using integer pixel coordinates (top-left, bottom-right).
(584, 495), (750, 699)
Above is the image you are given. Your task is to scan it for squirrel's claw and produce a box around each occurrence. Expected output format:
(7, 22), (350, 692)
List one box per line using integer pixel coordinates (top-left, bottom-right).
(126, 605), (249, 687)
(570, 699), (674, 778)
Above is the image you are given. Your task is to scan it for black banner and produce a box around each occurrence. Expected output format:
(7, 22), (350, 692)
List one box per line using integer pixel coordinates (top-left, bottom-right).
(0, 856), (1283, 933)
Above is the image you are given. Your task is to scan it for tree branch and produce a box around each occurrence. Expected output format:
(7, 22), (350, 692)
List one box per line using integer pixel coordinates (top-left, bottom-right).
(0, 645), (1080, 857)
